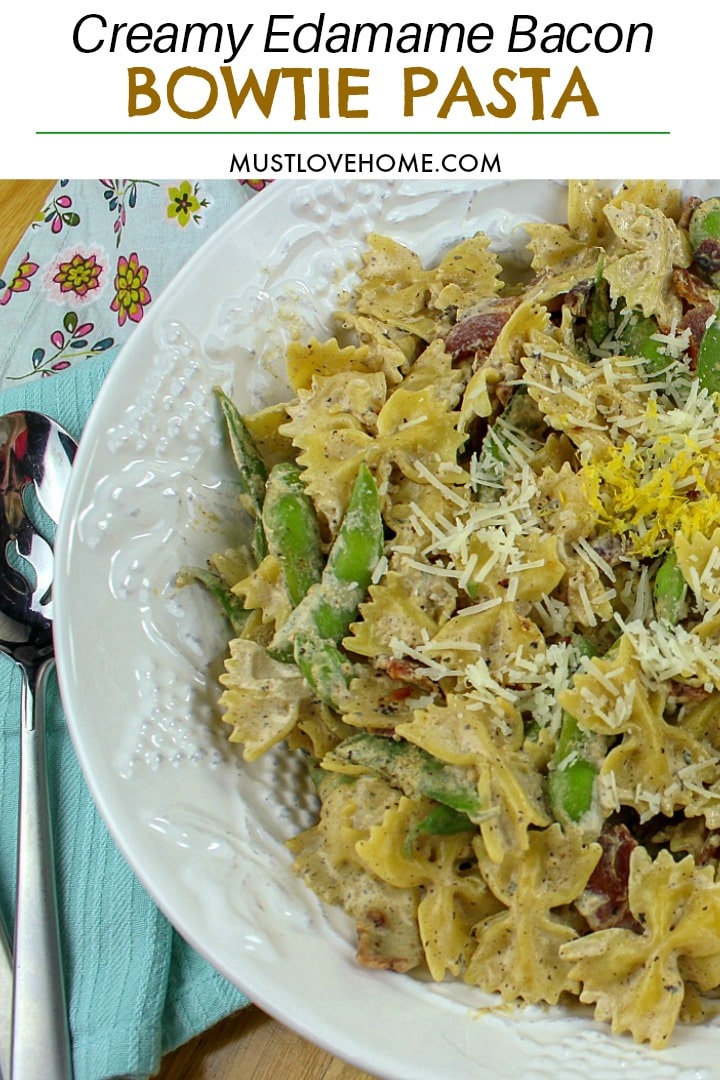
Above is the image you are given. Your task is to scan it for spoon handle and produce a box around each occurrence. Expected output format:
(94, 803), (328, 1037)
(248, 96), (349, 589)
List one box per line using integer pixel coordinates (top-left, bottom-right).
(0, 909), (12, 1080)
(11, 658), (73, 1080)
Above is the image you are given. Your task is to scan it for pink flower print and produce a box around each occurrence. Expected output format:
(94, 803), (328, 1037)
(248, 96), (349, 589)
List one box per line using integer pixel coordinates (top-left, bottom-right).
(0, 252), (39, 306)
(238, 179), (273, 192)
(52, 195), (73, 233)
(32, 188), (81, 237)
(110, 252), (151, 327)
(53, 251), (103, 299)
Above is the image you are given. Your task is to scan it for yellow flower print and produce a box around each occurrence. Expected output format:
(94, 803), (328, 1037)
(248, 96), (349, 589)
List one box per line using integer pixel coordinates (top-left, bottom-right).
(166, 181), (209, 227)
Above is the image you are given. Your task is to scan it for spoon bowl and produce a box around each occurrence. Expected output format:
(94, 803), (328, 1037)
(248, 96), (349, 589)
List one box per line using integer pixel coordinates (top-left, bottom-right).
(0, 409), (77, 1079)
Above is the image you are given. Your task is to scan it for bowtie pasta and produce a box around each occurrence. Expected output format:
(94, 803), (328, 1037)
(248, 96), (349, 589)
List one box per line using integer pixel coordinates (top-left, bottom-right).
(183, 180), (720, 1049)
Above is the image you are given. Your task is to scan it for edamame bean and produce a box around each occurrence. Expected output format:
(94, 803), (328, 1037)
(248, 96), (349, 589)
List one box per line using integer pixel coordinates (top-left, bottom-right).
(547, 710), (605, 831)
(214, 386), (268, 562)
(326, 733), (487, 822)
(697, 317), (720, 396)
(263, 461), (323, 607)
(653, 549), (687, 624)
(270, 461), (383, 663)
(176, 565), (248, 635)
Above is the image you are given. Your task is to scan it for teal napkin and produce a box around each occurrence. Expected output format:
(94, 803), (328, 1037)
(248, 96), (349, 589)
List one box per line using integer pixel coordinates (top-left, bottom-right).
(0, 353), (249, 1080)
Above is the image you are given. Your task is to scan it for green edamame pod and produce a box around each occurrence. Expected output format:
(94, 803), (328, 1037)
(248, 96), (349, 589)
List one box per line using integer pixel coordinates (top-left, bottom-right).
(326, 733), (487, 823)
(654, 549), (687, 624)
(623, 312), (671, 374)
(176, 565), (249, 635)
(689, 198), (720, 288)
(697, 317), (720, 396)
(324, 461), (384, 592)
(547, 711), (605, 831)
(403, 803), (474, 857)
(214, 386), (268, 561)
(269, 461), (383, 662)
(416, 803), (474, 836)
(263, 462), (323, 607)
(588, 258), (612, 347)
(293, 631), (353, 711)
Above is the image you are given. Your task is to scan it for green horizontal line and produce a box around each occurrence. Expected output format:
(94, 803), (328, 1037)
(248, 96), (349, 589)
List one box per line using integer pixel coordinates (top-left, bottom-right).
(35, 129), (671, 136)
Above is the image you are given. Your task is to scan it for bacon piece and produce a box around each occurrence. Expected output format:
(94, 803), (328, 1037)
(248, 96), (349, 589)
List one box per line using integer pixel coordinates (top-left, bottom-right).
(679, 196), (702, 232)
(668, 681), (713, 704)
(445, 296), (520, 359)
(694, 238), (720, 279)
(673, 267), (717, 308)
(575, 823), (642, 932)
(376, 656), (435, 693)
(672, 269), (717, 363)
(356, 908), (421, 972)
(679, 302), (715, 364)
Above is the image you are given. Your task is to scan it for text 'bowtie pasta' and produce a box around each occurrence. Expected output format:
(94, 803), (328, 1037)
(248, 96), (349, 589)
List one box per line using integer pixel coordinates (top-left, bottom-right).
(181, 181), (720, 1050)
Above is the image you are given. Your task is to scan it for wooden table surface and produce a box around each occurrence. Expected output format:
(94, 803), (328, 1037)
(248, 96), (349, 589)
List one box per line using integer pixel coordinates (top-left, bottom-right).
(0, 179), (376, 1080)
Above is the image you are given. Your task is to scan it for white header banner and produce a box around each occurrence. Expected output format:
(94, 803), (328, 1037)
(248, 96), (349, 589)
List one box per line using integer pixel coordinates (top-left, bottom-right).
(0, 2), (708, 178)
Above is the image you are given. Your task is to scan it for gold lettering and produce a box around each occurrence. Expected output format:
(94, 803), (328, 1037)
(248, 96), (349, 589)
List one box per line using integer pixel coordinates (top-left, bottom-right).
(487, 68), (517, 118)
(167, 66), (218, 119)
(551, 66), (599, 118)
(128, 67), (161, 116)
(403, 67), (438, 116)
(338, 68), (369, 118)
(519, 68), (551, 120)
(220, 67), (281, 118)
(438, 65), (484, 118)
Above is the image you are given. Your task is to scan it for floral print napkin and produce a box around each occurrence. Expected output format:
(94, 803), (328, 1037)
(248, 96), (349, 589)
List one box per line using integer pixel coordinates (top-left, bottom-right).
(0, 178), (270, 384)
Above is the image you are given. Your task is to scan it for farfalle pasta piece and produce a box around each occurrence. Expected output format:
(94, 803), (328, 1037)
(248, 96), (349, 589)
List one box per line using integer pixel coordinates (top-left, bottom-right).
(355, 233), (438, 341)
(334, 309), (417, 384)
(289, 775), (424, 972)
(218, 637), (312, 758)
(522, 330), (646, 457)
(345, 567), (457, 659)
(286, 337), (373, 391)
(287, 702), (356, 759)
(560, 848), (720, 1048)
(560, 547), (615, 628)
(356, 795), (500, 980)
(675, 527), (720, 603)
(459, 301), (550, 430)
(375, 382), (468, 485)
(465, 824), (601, 1005)
(602, 201), (691, 327)
(559, 636), (718, 820)
(380, 477), (457, 556)
(567, 179), (616, 243)
(428, 234), (503, 317)
(523, 180), (612, 273)
(428, 605), (546, 685)
(396, 695), (548, 863)
(233, 553), (292, 632)
(397, 338), (467, 407)
(340, 668), (437, 731)
(501, 531), (566, 603)
(679, 692), (720, 752)
(280, 370), (384, 530)
(606, 179), (683, 221)
(537, 461), (598, 543)
(242, 402), (295, 468)
(524, 223), (592, 274)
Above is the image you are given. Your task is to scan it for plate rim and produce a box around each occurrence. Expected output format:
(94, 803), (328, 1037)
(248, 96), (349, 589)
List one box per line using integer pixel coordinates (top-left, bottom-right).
(53, 178), (718, 1080)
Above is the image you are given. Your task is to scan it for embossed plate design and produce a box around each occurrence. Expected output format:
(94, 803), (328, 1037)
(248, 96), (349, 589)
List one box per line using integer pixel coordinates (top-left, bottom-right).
(54, 180), (720, 1080)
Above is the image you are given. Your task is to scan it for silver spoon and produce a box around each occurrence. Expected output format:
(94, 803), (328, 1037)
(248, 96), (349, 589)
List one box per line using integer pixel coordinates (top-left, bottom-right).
(0, 410), (76, 1079)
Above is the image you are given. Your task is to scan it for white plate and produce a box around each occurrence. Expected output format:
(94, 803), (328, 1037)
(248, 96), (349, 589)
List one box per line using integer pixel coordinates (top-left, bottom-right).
(54, 180), (720, 1080)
